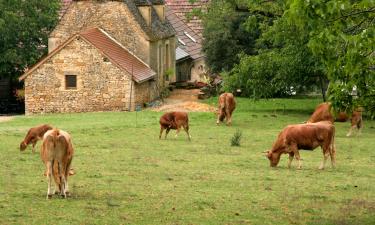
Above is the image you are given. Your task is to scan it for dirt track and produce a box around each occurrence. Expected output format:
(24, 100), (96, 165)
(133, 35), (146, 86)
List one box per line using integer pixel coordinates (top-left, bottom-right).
(151, 89), (217, 112)
(0, 116), (13, 122)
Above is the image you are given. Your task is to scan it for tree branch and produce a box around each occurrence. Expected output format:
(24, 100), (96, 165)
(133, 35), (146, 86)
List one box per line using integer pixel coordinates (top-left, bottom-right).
(329, 7), (375, 22)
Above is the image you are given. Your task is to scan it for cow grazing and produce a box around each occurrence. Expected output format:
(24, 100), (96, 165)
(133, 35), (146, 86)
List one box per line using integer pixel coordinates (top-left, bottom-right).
(41, 129), (74, 199)
(347, 110), (363, 137)
(307, 102), (334, 123)
(159, 112), (191, 140)
(335, 112), (349, 122)
(265, 121), (336, 169)
(216, 93), (236, 125)
(20, 124), (53, 153)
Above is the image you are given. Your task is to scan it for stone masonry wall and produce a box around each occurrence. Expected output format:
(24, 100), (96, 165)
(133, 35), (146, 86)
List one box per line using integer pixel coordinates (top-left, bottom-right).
(24, 37), (134, 114)
(50, 1), (150, 65)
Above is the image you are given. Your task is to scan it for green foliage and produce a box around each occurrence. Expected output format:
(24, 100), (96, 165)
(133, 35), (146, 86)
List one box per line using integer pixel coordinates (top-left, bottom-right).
(202, 0), (259, 72)
(230, 129), (242, 146)
(0, 0), (60, 78)
(285, 0), (375, 116)
(215, 0), (328, 99)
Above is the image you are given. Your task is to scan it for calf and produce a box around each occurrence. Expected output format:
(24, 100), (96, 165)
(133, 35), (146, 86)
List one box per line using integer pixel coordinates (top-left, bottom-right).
(159, 112), (191, 140)
(346, 110), (363, 137)
(41, 129), (74, 199)
(265, 121), (336, 169)
(216, 93), (236, 125)
(20, 124), (53, 153)
(307, 102), (334, 123)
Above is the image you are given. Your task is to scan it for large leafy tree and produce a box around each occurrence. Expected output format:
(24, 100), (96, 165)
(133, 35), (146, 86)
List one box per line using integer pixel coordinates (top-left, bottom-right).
(0, 0), (60, 79)
(286, 0), (375, 116)
(202, 0), (259, 72)
(221, 0), (327, 99)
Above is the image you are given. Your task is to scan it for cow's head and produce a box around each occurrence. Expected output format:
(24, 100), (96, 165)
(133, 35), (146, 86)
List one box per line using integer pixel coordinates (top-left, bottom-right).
(264, 150), (280, 167)
(20, 142), (27, 151)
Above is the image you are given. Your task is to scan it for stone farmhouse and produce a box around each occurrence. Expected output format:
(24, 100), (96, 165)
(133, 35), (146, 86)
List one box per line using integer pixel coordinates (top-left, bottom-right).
(165, 0), (208, 83)
(20, 0), (176, 114)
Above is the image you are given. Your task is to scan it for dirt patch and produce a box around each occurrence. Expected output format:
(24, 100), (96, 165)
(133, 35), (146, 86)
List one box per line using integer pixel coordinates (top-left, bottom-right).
(152, 101), (217, 112)
(151, 89), (217, 112)
(0, 116), (13, 123)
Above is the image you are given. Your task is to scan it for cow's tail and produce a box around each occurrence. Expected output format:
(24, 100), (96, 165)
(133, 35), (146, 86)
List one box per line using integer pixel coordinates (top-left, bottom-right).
(330, 126), (336, 155)
(51, 129), (60, 148)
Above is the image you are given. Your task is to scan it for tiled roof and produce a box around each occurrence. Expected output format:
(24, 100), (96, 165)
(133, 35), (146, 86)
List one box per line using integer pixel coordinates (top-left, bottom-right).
(166, 8), (204, 60)
(59, 0), (73, 19)
(123, 0), (175, 40)
(176, 46), (190, 61)
(164, 0), (208, 37)
(20, 28), (156, 83)
(81, 28), (156, 83)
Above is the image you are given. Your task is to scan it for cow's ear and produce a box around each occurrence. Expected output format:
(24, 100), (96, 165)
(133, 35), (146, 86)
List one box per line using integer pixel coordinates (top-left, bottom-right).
(262, 150), (269, 156)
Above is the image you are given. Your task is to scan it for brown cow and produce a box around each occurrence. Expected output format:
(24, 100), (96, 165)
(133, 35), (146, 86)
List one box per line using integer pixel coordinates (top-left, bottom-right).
(216, 93), (236, 125)
(41, 129), (74, 199)
(346, 110), (363, 137)
(159, 112), (191, 140)
(20, 124), (53, 153)
(265, 121), (336, 169)
(307, 102), (334, 123)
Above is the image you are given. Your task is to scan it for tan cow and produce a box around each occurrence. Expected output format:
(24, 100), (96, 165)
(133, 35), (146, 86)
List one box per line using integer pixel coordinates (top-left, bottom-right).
(41, 129), (74, 199)
(216, 93), (236, 125)
(20, 124), (53, 153)
(307, 102), (334, 123)
(265, 121), (336, 169)
(346, 110), (363, 136)
(159, 112), (191, 140)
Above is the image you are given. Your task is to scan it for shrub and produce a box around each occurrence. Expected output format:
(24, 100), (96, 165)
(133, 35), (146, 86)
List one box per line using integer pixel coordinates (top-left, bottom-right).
(230, 129), (242, 147)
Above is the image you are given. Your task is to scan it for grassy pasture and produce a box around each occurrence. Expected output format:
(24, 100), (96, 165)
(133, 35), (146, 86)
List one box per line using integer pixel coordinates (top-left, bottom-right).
(0, 97), (374, 225)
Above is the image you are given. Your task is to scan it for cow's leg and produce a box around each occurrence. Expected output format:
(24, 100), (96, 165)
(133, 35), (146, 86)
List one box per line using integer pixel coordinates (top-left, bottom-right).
(216, 112), (221, 125)
(291, 146), (302, 169)
(357, 120), (363, 136)
(159, 127), (165, 139)
(329, 143), (336, 168)
(58, 161), (67, 198)
(32, 140), (37, 153)
(288, 152), (294, 168)
(52, 161), (60, 194)
(46, 161), (53, 199)
(183, 125), (191, 141)
(319, 146), (330, 170)
(225, 109), (232, 126)
(346, 125), (355, 137)
(165, 128), (170, 139)
(175, 127), (181, 138)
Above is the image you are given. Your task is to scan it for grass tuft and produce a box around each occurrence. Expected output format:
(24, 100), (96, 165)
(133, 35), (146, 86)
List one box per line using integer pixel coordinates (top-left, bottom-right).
(230, 129), (242, 146)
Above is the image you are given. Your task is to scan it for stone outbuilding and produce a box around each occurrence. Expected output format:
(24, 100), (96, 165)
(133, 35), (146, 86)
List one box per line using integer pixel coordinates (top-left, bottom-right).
(20, 0), (176, 114)
(165, 0), (208, 83)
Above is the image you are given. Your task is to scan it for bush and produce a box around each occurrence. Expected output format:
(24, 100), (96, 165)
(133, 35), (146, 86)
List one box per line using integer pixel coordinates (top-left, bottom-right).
(230, 129), (242, 147)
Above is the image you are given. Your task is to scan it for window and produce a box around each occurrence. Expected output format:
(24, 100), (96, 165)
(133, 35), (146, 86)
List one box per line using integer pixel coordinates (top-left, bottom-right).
(165, 44), (170, 81)
(65, 75), (77, 89)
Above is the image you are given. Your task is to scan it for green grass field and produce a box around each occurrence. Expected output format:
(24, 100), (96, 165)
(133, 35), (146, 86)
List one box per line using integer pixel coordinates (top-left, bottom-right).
(0, 97), (374, 225)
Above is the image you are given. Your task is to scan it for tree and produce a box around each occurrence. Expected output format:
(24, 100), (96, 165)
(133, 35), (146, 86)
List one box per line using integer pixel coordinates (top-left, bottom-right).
(222, 0), (328, 99)
(202, 0), (259, 72)
(0, 0), (60, 79)
(285, 0), (375, 116)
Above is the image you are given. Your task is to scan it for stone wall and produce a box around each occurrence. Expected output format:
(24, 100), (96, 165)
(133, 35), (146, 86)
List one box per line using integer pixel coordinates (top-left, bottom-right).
(190, 58), (207, 82)
(25, 37), (134, 114)
(50, 1), (150, 65)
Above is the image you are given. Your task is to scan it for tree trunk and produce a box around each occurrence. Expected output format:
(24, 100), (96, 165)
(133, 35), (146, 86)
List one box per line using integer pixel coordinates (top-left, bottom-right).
(318, 74), (327, 102)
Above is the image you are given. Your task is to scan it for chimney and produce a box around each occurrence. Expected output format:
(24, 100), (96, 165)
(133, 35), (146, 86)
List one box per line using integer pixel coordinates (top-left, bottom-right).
(153, 3), (165, 22)
(137, 2), (152, 26)
(48, 38), (59, 53)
